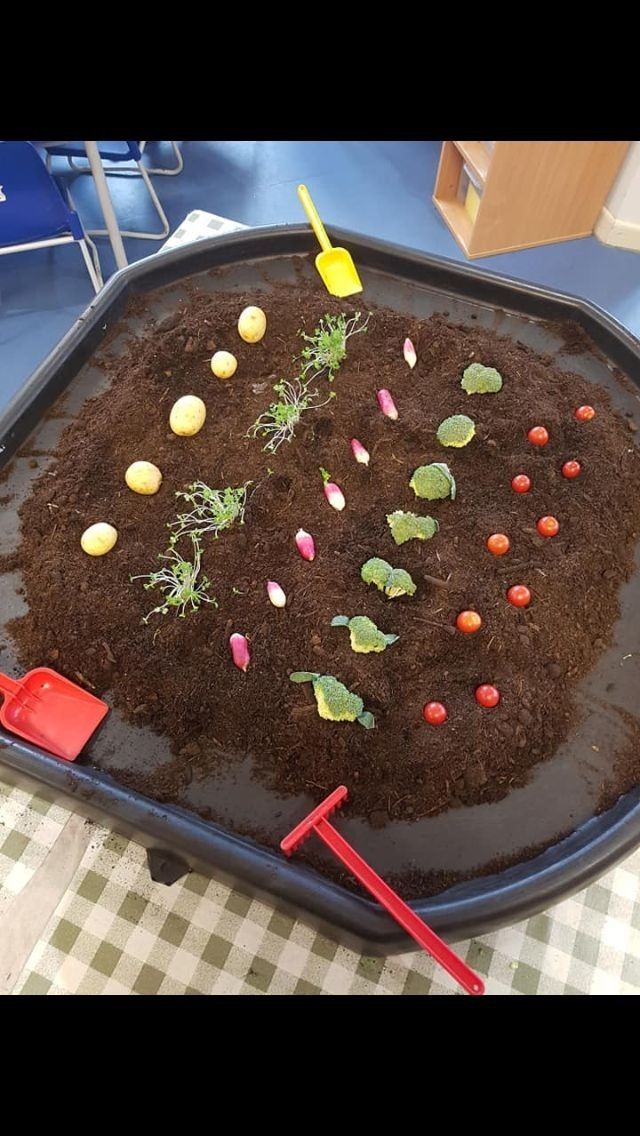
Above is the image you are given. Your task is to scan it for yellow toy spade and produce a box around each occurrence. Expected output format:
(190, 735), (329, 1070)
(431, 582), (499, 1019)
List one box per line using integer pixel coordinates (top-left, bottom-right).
(297, 184), (363, 298)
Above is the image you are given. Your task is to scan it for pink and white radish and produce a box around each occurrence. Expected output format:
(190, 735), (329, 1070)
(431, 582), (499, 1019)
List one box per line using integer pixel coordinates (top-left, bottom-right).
(377, 389), (398, 420)
(350, 438), (370, 466)
(266, 580), (287, 608)
(229, 633), (250, 672)
(320, 468), (345, 512)
(295, 528), (316, 561)
(403, 337), (417, 369)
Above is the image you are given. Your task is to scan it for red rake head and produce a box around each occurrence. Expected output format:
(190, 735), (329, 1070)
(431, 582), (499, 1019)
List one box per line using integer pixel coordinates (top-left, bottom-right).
(280, 785), (349, 856)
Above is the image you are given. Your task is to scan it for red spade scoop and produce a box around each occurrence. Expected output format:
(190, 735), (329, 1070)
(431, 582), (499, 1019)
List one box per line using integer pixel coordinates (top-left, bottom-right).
(0, 667), (108, 761)
(281, 785), (484, 996)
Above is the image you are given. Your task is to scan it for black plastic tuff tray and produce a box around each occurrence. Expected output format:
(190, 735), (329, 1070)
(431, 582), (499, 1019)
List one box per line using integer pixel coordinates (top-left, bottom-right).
(1, 225), (640, 952)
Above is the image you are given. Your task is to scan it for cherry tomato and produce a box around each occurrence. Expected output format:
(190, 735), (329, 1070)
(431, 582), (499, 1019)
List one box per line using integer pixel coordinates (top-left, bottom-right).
(487, 533), (510, 556)
(575, 405), (595, 422)
(475, 684), (500, 708)
(507, 584), (531, 607)
(528, 426), (549, 446)
(562, 460), (581, 479)
(456, 610), (482, 634)
(537, 515), (559, 538)
(512, 474), (531, 494)
(423, 701), (448, 725)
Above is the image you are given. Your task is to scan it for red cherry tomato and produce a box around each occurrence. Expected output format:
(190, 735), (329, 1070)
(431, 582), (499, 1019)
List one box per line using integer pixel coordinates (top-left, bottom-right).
(475, 684), (500, 708)
(507, 585), (531, 607)
(456, 610), (482, 634)
(537, 515), (559, 538)
(511, 474), (531, 494)
(575, 405), (595, 422)
(487, 533), (510, 556)
(423, 701), (448, 725)
(562, 460), (581, 479)
(528, 426), (549, 446)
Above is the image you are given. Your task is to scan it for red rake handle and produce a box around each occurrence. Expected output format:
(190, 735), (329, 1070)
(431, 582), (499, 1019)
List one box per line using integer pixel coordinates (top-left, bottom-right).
(314, 817), (484, 996)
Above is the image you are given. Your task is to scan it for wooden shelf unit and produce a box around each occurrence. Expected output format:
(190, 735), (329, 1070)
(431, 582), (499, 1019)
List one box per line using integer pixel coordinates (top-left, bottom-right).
(433, 140), (630, 259)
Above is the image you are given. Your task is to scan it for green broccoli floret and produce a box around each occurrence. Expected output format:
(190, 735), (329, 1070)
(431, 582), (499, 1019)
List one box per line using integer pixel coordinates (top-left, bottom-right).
(385, 568), (416, 598)
(461, 362), (503, 395)
(409, 462), (456, 501)
(361, 557), (393, 592)
(289, 671), (375, 728)
(361, 557), (416, 599)
(331, 614), (398, 653)
(387, 511), (439, 546)
(437, 414), (476, 448)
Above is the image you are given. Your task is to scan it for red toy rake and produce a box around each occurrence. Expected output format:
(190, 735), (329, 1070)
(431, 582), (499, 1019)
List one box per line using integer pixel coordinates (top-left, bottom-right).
(281, 785), (484, 996)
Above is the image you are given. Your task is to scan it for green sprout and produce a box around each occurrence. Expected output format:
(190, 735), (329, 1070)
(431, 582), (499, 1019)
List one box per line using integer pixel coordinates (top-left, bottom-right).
(289, 671), (375, 728)
(300, 312), (370, 381)
(247, 378), (334, 453)
(361, 557), (416, 598)
(386, 511), (439, 546)
(331, 614), (398, 653)
(131, 534), (216, 623)
(437, 414), (476, 448)
(409, 462), (456, 501)
(169, 481), (250, 544)
(461, 362), (503, 395)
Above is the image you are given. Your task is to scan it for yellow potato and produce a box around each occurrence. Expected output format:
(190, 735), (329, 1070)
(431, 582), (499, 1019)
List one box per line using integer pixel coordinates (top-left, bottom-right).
(125, 461), (163, 495)
(81, 523), (118, 557)
(210, 351), (238, 380)
(237, 305), (267, 344)
(169, 395), (206, 437)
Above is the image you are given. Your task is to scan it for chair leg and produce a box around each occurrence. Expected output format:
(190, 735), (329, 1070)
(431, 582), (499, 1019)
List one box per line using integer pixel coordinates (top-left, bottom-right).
(78, 238), (103, 293)
(140, 140), (184, 176)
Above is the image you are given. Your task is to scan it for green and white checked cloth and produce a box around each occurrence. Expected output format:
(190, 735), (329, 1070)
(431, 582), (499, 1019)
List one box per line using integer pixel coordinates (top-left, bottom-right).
(1, 778), (639, 995)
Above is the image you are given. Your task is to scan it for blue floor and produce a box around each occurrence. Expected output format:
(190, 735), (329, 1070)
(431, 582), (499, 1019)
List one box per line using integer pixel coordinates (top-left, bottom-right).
(2, 140), (640, 412)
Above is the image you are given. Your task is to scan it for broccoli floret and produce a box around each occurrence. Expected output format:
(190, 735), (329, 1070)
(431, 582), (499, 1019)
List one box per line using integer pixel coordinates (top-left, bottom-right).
(361, 557), (416, 599)
(331, 614), (398, 653)
(385, 568), (416, 598)
(313, 675), (363, 721)
(409, 462), (456, 501)
(361, 557), (393, 592)
(289, 671), (375, 728)
(461, 362), (503, 395)
(437, 414), (476, 448)
(387, 511), (439, 546)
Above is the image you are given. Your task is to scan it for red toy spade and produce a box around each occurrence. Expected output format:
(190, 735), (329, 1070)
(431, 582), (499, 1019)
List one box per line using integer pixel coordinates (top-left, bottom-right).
(281, 785), (485, 996)
(0, 667), (108, 761)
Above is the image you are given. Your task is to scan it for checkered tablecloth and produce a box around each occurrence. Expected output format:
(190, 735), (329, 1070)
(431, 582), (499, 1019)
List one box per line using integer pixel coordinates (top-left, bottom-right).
(1, 778), (638, 995)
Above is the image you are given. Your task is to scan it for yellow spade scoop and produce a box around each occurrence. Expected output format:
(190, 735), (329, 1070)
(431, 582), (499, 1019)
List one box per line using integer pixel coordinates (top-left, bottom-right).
(297, 184), (362, 298)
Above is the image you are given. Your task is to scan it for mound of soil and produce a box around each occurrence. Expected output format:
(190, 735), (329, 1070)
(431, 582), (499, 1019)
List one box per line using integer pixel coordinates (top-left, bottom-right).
(7, 280), (640, 825)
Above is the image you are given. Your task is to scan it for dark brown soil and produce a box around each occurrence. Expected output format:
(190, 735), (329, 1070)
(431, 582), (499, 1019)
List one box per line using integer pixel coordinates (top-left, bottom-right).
(6, 280), (640, 829)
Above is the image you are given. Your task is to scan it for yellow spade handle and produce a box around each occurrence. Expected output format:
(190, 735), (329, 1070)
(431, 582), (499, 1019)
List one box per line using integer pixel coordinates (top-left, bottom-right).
(297, 184), (332, 253)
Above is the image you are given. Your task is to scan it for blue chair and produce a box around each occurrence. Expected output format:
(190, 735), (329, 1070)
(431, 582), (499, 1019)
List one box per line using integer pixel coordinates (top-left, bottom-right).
(43, 141), (170, 240)
(0, 142), (102, 292)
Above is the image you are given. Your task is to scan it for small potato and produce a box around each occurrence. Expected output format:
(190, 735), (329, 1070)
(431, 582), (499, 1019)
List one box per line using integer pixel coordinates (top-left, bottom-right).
(125, 461), (163, 496)
(210, 350), (238, 380)
(81, 523), (118, 557)
(237, 305), (267, 344)
(169, 395), (206, 437)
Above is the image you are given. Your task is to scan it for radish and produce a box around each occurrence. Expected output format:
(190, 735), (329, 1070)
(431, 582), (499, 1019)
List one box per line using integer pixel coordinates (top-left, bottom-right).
(295, 529), (316, 561)
(403, 338), (417, 369)
(377, 389), (398, 420)
(229, 633), (250, 672)
(350, 438), (370, 466)
(266, 581), (287, 608)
